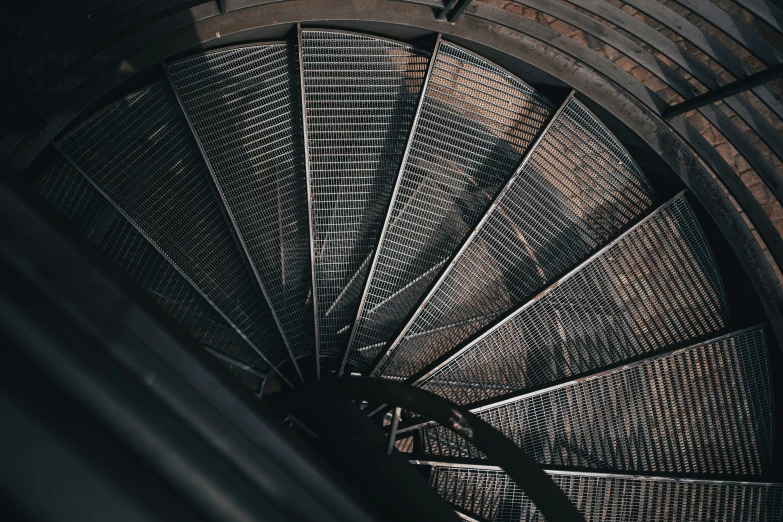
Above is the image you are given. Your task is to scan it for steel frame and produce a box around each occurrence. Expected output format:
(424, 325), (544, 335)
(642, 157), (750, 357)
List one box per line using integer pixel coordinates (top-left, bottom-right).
(3, 0), (781, 361)
(3, 0), (783, 508)
(162, 62), (305, 382)
(413, 457), (783, 487)
(367, 90), (574, 376)
(339, 33), (443, 376)
(297, 23), (322, 378)
(404, 190), (694, 388)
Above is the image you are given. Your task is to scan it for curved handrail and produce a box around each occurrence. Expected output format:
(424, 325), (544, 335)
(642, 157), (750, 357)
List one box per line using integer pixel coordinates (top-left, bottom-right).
(268, 376), (586, 522)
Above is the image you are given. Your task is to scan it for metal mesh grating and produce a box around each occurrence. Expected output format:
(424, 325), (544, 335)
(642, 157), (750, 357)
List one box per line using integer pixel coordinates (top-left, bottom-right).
(301, 30), (430, 358)
(430, 465), (783, 521)
(347, 42), (554, 368)
(57, 82), (292, 368)
(167, 44), (313, 359)
(418, 195), (728, 405)
(219, 361), (265, 395)
(421, 328), (772, 475)
(34, 159), (272, 378)
(378, 98), (655, 380)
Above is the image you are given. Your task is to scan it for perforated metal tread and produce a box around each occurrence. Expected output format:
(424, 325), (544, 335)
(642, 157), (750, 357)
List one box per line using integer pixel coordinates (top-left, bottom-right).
(426, 463), (783, 522)
(35, 159), (275, 386)
(220, 360), (266, 395)
(25, 26), (779, 522)
(56, 81), (296, 374)
(167, 44), (313, 361)
(345, 41), (555, 369)
(300, 29), (430, 362)
(417, 194), (728, 405)
(376, 97), (655, 380)
(420, 328), (772, 476)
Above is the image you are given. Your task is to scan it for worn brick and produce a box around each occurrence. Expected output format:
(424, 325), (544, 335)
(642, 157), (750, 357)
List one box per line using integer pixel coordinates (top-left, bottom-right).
(630, 65), (653, 82)
(751, 182), (771, 206)
(549, 19), (578, 37)
(614, 55), (637, 72)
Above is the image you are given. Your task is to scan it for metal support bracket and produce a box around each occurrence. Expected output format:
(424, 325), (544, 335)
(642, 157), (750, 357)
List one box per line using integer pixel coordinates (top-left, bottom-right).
(437, 0), (473, 23)
(663, 63), (783, 119)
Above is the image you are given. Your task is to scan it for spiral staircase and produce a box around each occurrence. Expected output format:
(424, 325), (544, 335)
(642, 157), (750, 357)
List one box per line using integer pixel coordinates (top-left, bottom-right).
(3, 2), (783, 521)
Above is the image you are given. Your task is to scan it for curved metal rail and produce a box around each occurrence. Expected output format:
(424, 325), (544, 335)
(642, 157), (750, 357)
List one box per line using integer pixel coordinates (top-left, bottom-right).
(267, 376), (585, 522)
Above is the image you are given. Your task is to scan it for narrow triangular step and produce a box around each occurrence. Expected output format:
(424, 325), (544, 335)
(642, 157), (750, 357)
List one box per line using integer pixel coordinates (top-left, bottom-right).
(416, 193), (728, 405)
(299, 29), (430, 369)
(418, 328), (771, 476)
(35, 159), (280, 393)
(166, 43), (314, 370)
(56, 81), (300, 381)
(423, 461), (783, 521)
(345, 41), (555, 370)
(375, 96), (656, 380)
